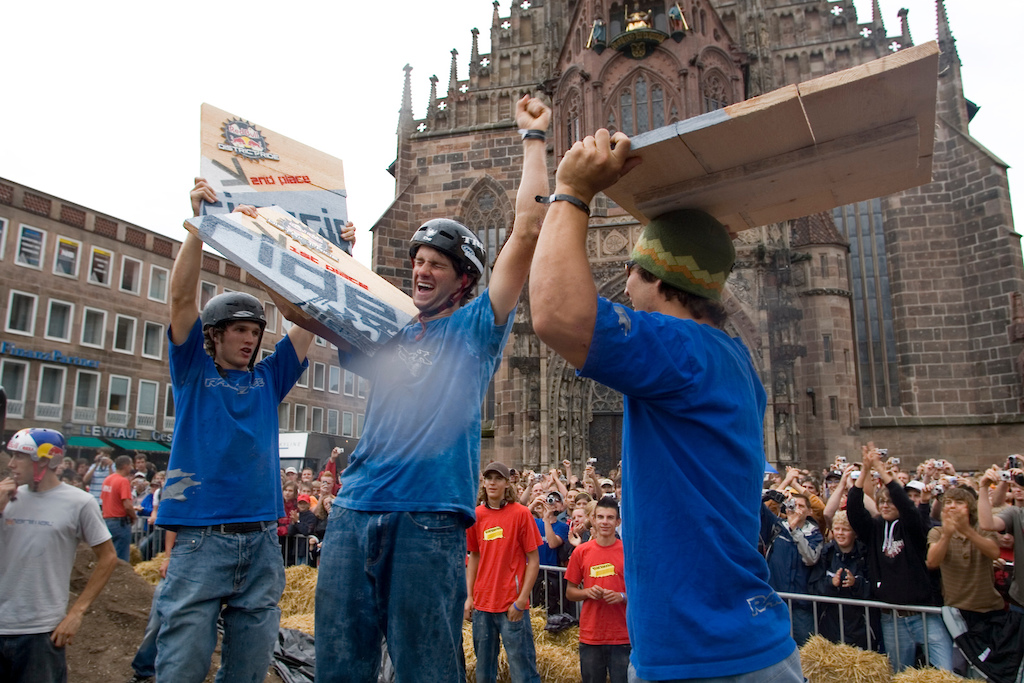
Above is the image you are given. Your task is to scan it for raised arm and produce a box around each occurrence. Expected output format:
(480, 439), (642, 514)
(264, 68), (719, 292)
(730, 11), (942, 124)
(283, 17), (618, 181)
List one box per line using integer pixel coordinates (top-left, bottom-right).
(169, 178), (212, 344)
(487, 95), (552, 323)
(978, 467), (1008, 533)
(530, 130), (641, 367)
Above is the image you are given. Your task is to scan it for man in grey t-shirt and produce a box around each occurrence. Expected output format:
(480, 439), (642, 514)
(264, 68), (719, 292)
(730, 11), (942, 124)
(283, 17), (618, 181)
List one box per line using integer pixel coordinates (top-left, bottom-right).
(0, 428), (117, 682)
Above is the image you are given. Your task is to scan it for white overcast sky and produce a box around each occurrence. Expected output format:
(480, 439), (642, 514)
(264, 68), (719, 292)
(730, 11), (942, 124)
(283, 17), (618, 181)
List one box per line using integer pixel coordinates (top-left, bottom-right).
(1, 0), (1018, 266)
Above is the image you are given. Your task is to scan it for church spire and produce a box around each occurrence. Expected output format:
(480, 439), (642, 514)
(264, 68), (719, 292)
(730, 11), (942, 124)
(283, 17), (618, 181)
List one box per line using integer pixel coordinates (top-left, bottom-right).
(397, 64), (414, 138)
(871, 0), (885, 33)
(448, 49), (459, 93)
(934, 0), (969, 131)
(897, 8), (912, 46)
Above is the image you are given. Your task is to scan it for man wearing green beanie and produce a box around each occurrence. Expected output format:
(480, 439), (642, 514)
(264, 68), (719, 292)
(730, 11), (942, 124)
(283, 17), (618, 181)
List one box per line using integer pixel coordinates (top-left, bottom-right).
(529, 129), (801, 682)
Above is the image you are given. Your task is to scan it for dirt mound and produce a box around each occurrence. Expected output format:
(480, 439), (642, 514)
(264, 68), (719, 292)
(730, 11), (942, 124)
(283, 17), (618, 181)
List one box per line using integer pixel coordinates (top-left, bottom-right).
(64, 544), (281, 683)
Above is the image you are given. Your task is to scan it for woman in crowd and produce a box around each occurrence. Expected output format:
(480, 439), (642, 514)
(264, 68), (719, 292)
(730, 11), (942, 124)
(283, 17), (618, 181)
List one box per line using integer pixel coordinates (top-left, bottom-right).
(308, 494), (333, 567)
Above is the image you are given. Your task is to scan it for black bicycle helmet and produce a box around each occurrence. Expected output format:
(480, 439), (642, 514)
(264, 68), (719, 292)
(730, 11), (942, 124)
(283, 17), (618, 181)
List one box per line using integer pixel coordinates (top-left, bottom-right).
(408, 219), (486, 278)
(201, 292), (267, 331)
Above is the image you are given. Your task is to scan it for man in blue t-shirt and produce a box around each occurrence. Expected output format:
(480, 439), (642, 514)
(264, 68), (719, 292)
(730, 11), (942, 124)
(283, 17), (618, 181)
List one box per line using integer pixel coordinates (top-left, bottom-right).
(309, 95), (553, 683)
(153, 179), (323, 683)
(529, 130), (803, 682)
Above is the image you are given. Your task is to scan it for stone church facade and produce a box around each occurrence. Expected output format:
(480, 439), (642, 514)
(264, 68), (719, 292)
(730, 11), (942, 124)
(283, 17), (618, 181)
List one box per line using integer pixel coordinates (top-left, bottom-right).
(371, 0), (1023, 473)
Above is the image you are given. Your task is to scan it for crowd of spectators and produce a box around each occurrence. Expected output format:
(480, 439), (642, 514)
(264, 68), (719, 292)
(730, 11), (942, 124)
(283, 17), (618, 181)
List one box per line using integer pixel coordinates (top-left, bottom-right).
(759, 445), (1024, 677)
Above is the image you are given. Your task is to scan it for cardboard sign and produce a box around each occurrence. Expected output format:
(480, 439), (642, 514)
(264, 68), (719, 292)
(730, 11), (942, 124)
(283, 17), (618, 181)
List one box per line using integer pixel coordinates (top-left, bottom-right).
(604, 42), (939, 236)
(200, 104), (351, 252)
(186, 207), (416, 356)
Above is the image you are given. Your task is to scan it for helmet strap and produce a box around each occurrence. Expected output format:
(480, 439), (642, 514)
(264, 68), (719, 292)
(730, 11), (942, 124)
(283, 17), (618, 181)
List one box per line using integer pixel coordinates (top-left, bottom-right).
(31, 461), (48, 492)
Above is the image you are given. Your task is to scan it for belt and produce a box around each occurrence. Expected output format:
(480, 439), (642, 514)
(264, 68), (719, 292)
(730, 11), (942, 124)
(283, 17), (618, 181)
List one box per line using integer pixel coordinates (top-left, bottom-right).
(104, 517), (130, 525)
(206, 521), (274, 534)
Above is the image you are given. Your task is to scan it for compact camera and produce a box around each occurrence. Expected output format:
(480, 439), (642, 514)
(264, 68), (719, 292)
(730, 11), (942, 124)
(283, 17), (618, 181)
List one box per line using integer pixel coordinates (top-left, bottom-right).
(587, 458), (598, 464)
(784, 499), (798, 512)
(877, 448), (888, 456)
(890, 457), (900, 465)
(546, 492), (562, 505)
(932, 483), (945, 496)
(1001, 470), (1013, 482)
(1008, 455), (1023, 469)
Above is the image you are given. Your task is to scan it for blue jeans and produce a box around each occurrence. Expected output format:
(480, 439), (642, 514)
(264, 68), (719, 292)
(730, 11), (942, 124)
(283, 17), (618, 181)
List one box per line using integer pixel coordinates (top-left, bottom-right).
(580, 643), (630, 683)
(472, 610), (540, 683)
(106, 517), (132, 563)
(155, 525), (285, 683)
(880, 611), (953, 672)
(131, 580), (163, 678)
(314, 507), (467, 683)
(0, 632), (66, 683)
(628, 647), (804, 683)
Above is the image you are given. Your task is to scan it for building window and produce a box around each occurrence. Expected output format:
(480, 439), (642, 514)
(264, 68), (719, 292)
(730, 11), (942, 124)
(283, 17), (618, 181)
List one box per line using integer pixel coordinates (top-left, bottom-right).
(294, 404), (308, 431)
(313, 363), (326, 391)
(823, 334), (833, 363)
(356, 413), (364, 438)
(0, 217), (7, 260)
(327, 409), (339, 435)
(53, 236), (81, 278)
(107, 375), (131, 426)
(829, 396), (839, 422)
(73, 370), (101, 423)
(315, 335), (327, 347)
(357, 377), (369, 399)
(163, 384), (175, 432)
(80, 307), (107, 348)
(1, 360), (29, 419)
(343, 370), (355, 396)
(149, 265), (169, 302)
(44, 299), (74, 342)
(278, 403), (291, 431)
(281, 317), (293, 333)
(342, 411), (354, 437)
(616, 75), (669, 136)
(296, 366), (309, 388)
(88, 247), (113, 286)
(819, 254), (828, 277)
(328, 366), (341, 394)
(311, 406), (324, 433)
(142, 321), (164, 360)
(15, 224), (46, 269)
(260, 349), (272, 362)
(36, 365), (67, 421)
(264, 302), (278, 334)
(120, 256), (142, 295)
(464, 183), (510, 289)
(702, 72), (730, 112)
(113, 315), (137, 354)
(5, 291), (38, 336)
(136, 380), (159, 429)
(200, 281), (217, 309)
(834, 198), (900, 408)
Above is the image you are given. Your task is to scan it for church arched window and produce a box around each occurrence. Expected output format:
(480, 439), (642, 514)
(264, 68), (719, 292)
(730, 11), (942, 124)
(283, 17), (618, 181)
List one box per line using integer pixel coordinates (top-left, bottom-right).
(616, 73), (673, 135)
(702, 72), (729, 112)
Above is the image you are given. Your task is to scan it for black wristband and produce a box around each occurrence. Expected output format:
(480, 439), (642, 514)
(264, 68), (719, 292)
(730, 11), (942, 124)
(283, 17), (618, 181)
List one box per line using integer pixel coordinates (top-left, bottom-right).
(519, 129), (546, 141)
(535, 193), (591, 217)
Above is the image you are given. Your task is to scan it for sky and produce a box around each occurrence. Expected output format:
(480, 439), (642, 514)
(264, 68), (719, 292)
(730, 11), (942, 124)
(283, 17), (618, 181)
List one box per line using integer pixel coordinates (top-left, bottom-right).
(1, 0), (1018, 267)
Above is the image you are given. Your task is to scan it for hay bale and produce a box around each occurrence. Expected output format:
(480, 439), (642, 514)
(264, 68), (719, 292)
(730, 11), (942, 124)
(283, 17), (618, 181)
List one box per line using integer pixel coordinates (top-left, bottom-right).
(281, 613), (316, 635)
(462, 608), (580, 683)
(892, 668), (965, 682)
(280, 565), (319, 619)
(129, 544), (143, 566)
(800, 635), (892, 683)
(133, 553), (167, 586)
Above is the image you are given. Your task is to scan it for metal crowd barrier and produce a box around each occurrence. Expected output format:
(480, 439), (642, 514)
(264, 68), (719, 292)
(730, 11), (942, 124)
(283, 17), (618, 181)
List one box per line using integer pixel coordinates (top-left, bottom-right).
(776, 591), (944, 667)
(130, 525), (319, 567)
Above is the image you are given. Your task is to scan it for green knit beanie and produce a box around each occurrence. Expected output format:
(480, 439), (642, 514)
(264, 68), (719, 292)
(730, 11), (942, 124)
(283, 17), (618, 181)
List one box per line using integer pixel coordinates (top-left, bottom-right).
(630, 209), (734, 301)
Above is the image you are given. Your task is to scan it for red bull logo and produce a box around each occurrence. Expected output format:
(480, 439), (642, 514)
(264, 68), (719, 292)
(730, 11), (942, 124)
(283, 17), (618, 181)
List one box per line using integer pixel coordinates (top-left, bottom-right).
(218, 118), (280, 161)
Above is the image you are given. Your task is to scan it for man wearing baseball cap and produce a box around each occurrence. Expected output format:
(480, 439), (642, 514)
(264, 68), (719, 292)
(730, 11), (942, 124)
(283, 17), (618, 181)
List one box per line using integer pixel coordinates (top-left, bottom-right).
(530, 130), (801, 681)
(465, 462), (542, 683)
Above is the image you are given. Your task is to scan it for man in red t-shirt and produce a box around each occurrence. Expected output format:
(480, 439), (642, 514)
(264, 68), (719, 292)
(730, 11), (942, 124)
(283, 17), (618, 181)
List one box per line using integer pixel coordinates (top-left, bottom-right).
(565, 496), (629, 683)
(101, 454), (137, 562)
(465, 461), (542, 683)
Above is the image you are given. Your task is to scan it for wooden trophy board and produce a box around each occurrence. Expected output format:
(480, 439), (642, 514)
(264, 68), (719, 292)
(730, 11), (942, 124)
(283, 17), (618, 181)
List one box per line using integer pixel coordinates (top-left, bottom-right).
(200, 104), (352, 252)
(186, 207), (416, 356)
(604, 41), (940, 236)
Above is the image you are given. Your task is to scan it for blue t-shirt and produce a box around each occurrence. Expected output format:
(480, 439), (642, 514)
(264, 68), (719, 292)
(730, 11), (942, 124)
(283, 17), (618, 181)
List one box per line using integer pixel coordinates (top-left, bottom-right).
(157, 319), (307, 526)
(535, 517), (568, 567)
(579, 298), (795, 680)
(336, 291), (513, 523)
